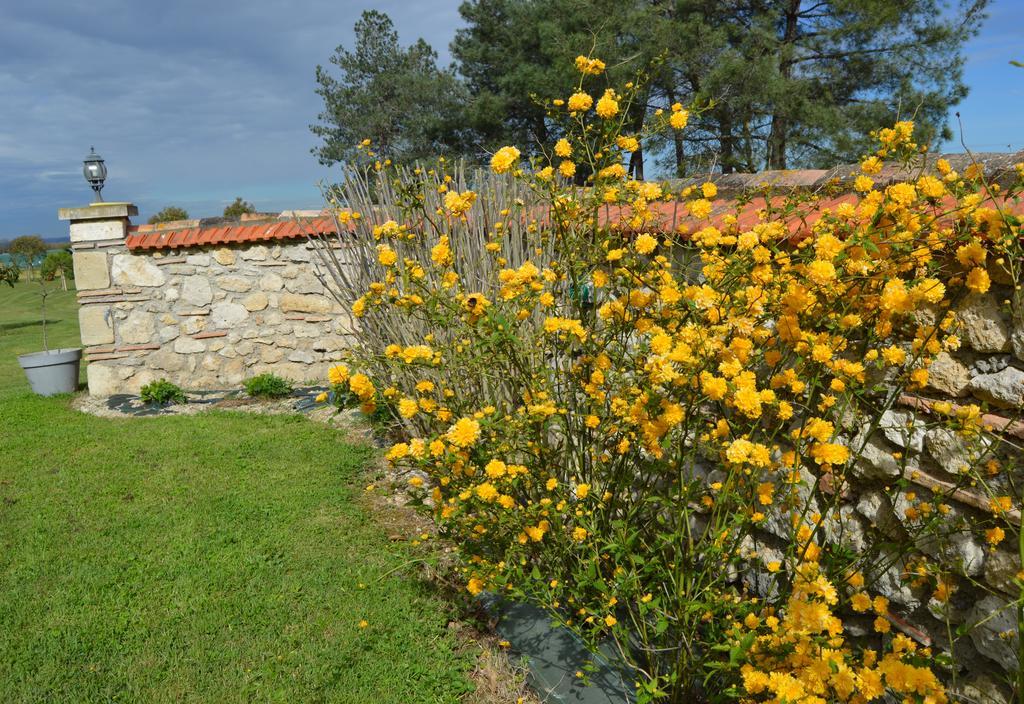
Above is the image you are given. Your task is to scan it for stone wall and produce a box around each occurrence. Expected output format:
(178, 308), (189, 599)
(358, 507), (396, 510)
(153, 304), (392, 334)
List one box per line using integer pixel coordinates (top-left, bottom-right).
(745, 277), (1023, 697)
(63, 204), (355, 396)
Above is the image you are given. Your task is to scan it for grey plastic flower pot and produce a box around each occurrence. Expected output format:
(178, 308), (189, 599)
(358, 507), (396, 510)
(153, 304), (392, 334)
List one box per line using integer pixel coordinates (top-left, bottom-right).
(17, 347), (82, 396)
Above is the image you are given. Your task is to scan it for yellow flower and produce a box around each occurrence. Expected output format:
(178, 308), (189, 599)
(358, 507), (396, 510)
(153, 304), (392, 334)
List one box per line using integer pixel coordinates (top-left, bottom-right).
(446, 417), (481, 448)
(860, 155), (883, 174)
(669, 109), (689, 129)
(443, 189), (477, 216)
(604, 615), (617, 627)
(966, 267), (990, 293)
(809, 442), (850, 466)
(377, 244), (397, 266)
(615, 135), (639, 152)
(358, 619), (369, 629)
(490, 146), (521, 174)
(701, 182), (717, 198)
(595, 89), (619, 118)
(633, 233), (658, 255)
(327, 364), (349, 385)
(854, 175), (874, 193)
(466, 578), (484, 596)
(851, 592), (872, 612)
(559, 160), (576, 178)
(806, 259), (836, 286)
(986, 526), (1005, 545)
(956, 241), (986, 267)
(475, 482), (499, 502)
(554, 138), (572, 157)
(574, 55), (605, 75)
(315, 391), (328, 403)
(567, 92), (593, 112)
(572, 526), (588, 541)
(398, 398), (418, 418)
(349, 373), (375, 400)
(525, 521), (549, 541)
(431, 235), (454, 266)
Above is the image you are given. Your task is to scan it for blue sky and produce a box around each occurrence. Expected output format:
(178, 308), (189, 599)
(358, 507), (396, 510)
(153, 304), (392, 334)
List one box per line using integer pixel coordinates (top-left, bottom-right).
(1, 0), (1021, 239)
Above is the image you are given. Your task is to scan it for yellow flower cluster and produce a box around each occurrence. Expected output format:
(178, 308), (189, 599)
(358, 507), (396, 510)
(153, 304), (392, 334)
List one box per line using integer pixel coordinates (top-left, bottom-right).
(327, 54), (1022, 701)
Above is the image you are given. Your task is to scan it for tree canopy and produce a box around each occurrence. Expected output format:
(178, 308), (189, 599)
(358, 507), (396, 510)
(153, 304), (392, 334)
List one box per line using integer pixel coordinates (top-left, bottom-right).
(7, 235), (48, 275)
(311, 10), (469, 166)
(312, 1), (988, 174)
(148, 207), (190, 225)
(223, 197), (256, 218)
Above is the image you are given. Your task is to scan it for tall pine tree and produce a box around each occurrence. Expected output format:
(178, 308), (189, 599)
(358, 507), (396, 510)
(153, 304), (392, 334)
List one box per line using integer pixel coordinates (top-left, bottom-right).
(311, 11), (468, 166)
(452, 0), (988, 173)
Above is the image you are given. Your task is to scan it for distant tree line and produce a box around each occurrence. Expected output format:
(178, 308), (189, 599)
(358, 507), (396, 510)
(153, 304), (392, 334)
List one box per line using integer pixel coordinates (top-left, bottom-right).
(0, 235), (73, 288)
(312, 1), (989, 176)
(147, 197), (258, 224)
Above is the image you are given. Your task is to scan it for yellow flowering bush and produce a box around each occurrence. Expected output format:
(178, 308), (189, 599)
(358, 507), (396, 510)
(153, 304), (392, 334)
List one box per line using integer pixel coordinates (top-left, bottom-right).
(314, 57), (1023, 702)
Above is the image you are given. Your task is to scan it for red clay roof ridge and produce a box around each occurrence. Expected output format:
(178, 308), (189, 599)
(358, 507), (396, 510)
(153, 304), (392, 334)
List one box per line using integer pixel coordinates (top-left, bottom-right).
(668, 149), (1024, 197)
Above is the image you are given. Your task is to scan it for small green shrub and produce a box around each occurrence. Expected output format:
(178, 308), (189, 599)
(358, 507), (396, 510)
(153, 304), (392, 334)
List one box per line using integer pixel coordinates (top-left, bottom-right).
(244, 373), (293, 399)
(140, 379), (187, 406)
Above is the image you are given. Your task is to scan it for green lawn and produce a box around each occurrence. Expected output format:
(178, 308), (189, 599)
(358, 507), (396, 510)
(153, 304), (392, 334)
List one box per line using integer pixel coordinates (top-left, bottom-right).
(0, 280), (472, 702)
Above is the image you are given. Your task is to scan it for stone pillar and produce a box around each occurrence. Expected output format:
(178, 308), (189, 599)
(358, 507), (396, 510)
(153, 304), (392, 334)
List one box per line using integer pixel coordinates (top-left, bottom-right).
(58, 202), (137, 395)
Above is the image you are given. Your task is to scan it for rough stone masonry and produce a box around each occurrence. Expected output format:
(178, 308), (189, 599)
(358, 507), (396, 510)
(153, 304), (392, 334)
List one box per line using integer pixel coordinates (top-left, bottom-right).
(62, 203), (356, 396)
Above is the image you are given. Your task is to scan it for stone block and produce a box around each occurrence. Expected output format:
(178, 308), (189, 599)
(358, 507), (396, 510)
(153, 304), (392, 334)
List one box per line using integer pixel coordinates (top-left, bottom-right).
(68, 218), (128, 243)
(239, 245), (268, 261)
(925, 351), (971, 396)
(213, 248), (236, 265)
(119, 309), (156, 344)
(968, 366), (1024, 408)
(280, 293), (332, 314)
(286, 272), (321, 294)
(217, 275), (252, 292)
(174, 337), (206, 354)
(242, 292), (268, 311)
(181, 316), (206, 335)
(926, 426), (992, 475)
(111, 253), (166, 287)
(149, 348), (186, 372)
(288, 350), (315, 364)
(878, 409), (925, 453)
(259, 272), (284, 291)
(79, 306), (114, 345)
(260, 346), (284, 364)
(958, 293), (1010, 352)
(179, 275), (212, 307)
(158, 325), (179, 343)
(968, 595), (1019, 671)
(85, 362), (119, 396)
(211, 302), (249, 328)
(222, 357), (246, 384)
(72, 251), (110, 290)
